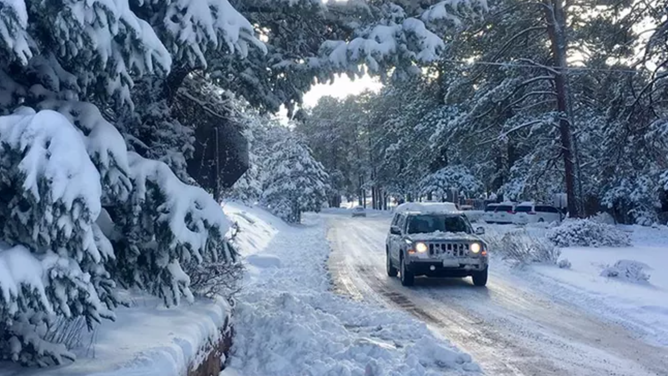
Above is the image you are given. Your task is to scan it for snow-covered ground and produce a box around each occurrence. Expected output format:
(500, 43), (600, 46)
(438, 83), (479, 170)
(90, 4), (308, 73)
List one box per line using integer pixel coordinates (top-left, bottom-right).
(489, 223), (668, 348)
(222, 202), (481, 376)
(326, 212), (668, 375)
(0, 292), (230, 376)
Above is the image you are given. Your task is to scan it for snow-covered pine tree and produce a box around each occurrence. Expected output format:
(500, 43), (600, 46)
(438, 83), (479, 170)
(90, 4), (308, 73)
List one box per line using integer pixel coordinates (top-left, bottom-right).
(0, 0), (261, 366)
(224, 100), (268, 204)
(261, 127), (330, 223)
(419, 165), (483, 201)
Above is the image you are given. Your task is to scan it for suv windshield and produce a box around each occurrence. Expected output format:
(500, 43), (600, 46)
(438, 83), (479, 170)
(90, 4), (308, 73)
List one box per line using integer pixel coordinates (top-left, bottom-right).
(406, 215), (472, 234)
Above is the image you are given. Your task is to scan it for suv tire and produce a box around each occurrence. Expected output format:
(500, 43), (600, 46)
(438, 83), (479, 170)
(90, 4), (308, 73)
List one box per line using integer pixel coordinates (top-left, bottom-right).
(386, 250), (398, 277)
(472, 268), (488, 287)
(400, 255), (414, 286)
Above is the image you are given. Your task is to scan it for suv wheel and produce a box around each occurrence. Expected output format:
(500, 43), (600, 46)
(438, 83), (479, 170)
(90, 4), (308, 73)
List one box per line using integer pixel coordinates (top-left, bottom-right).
(386, 250), (398, 277)
(400, 255), (414, 286)
(472, 268), (488, 287)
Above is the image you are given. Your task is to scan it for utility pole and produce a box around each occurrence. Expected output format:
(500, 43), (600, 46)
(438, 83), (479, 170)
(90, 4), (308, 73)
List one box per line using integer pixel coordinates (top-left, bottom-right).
(544, 0), (579, 218)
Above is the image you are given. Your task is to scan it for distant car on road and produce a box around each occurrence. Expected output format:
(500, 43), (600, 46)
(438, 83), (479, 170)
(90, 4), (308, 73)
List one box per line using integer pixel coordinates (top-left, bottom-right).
(352, 206), (366, 217)
(482, 203), (499, 223)
(493, 202), (516, 224)
(513, 202), (562, 224)
(385, 202), (489, 287)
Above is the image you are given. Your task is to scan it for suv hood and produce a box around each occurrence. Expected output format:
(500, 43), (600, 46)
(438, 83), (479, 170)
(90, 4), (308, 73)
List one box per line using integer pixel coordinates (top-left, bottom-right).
(406, 232), (482, 243)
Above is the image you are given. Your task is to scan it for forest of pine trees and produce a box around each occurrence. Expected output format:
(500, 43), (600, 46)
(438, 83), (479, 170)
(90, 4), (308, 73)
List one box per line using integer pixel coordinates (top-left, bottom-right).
(297, 0), (668, 226)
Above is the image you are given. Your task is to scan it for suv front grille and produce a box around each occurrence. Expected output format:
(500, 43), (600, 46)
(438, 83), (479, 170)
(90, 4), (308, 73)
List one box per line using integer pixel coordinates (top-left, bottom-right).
(428, 242), (469, 257)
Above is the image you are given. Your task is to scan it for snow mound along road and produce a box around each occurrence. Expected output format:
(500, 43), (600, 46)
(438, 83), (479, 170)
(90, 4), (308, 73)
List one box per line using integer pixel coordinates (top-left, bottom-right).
(601, 260), (651, 283)
(222, 202), (480, 376)
(232, 290), (479, 376)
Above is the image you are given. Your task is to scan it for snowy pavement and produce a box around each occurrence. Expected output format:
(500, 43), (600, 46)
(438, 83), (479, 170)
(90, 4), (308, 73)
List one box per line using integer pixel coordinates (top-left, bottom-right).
(222, 202), (481, 376)
(326, 212), (668, 376)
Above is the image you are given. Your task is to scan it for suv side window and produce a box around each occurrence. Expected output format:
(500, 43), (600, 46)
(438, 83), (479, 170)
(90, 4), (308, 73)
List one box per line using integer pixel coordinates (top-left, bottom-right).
(397, 215), (406, 234)
(391, 214), (400, 226)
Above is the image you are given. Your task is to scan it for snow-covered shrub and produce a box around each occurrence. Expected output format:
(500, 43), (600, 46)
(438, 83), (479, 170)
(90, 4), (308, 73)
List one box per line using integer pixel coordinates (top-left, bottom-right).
(479, 227), (504, 252)
(547, 219), (631, 247)
(558, 259), (572, 269)
(188, 237), (243, 300)
(601, 260), (650, 283)
(496, 230), (561, 265)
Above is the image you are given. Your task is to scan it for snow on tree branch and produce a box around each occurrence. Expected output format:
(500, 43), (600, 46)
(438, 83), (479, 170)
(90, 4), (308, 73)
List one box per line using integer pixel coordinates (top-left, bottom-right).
(419, 165), (482, 198)
(108, 152), (233, 306)
(319, 0), (488, 77)
(36, 100), (133, 205)
(137, 0), (266, 68)
(0, 108), (104, 261)
(0, 0), (31, 64)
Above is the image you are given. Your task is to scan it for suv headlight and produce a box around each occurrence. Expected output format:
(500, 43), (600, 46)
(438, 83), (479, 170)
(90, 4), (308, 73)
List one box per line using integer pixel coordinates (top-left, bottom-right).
(470, 242), (481, 254)
(415, 242), (428, 253)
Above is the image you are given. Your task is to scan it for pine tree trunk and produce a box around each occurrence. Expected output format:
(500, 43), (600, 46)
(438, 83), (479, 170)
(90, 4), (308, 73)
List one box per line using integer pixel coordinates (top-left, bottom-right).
(544, 0), (579, 218)
(371, 186), (376, 210)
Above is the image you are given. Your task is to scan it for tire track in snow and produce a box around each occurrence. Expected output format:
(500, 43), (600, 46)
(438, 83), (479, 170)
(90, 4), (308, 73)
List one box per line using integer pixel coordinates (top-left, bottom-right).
(326, 213), (668, 376)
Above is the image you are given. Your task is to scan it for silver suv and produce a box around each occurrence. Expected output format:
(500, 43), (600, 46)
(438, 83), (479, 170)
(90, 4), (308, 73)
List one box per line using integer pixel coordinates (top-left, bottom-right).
(386, 203), (489, 287)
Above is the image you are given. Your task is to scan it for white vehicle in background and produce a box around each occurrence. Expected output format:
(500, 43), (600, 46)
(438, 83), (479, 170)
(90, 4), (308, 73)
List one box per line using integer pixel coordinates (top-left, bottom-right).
(352, 206), (367, 217)
(513, 202), (562, 225)
(493, 202), (516, 224)
(482, 203), (499, 223)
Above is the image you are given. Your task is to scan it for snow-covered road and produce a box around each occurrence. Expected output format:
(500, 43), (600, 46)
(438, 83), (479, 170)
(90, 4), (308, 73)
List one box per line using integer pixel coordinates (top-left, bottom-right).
(327, 212), (668, 376)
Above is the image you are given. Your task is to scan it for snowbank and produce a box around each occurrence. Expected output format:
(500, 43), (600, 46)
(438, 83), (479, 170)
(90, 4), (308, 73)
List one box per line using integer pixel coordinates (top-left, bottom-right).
(222, 202), (480, 376)
(0, 292), (230, 376)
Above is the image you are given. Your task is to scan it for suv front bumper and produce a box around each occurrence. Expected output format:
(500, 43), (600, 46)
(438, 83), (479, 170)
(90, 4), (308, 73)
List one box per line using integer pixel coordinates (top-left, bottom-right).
(406, 257), (488, 277)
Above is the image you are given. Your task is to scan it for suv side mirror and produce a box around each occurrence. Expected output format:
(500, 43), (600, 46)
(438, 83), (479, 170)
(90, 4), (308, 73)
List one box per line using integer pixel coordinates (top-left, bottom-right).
(475, 227), (485, 235)
(390, 226), (401, 235)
